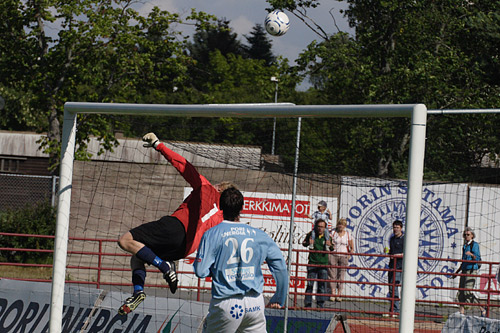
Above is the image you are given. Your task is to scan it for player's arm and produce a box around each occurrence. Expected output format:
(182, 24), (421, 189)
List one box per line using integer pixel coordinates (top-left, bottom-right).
(193, 232), (215, 278)
(265, 241), (288, 307)
(143, 133), (204, 189)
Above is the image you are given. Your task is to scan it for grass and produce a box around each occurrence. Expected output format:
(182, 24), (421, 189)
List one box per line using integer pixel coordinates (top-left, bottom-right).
(0, 266), (53, 280)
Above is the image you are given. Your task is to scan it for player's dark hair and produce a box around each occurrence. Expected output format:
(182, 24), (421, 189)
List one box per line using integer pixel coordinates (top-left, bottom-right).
(393, 220), (403, 228)
(220, 187), (244, 221)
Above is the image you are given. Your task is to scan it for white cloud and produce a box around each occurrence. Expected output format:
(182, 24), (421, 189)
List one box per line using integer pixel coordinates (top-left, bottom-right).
(133, 0), (178, 16)
(230, 16), (255, 37)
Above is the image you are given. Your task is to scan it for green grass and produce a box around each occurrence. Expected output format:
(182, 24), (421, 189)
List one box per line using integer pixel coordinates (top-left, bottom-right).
(0, 266), (53, 280)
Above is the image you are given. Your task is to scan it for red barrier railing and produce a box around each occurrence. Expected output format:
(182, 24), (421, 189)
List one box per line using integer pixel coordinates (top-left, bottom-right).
(1, 232), (498, 320)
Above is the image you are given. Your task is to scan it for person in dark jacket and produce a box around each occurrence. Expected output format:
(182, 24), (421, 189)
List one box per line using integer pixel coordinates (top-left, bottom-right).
(384, 220), (404, 318)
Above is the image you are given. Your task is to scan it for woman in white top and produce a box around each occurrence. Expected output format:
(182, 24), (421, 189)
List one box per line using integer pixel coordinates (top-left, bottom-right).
(328, 218), (354, 302)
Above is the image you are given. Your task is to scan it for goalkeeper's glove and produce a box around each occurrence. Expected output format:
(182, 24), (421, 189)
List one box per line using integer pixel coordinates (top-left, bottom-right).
(143, 132), (160, 149)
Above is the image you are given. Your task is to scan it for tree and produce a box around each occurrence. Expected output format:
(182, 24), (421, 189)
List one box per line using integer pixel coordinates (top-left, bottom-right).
(243, 24), (276, 66)
(0, 1), (209, 171)
(188, 18), (244, 66)
(187, 18), (246, 92)
(268, 0), (500, 180)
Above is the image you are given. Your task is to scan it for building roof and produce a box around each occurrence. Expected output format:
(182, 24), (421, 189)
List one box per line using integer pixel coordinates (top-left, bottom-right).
(0, 131), (262, 170)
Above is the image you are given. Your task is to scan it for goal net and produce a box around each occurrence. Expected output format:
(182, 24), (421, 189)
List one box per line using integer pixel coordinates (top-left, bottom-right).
(45, 102), (499, 332)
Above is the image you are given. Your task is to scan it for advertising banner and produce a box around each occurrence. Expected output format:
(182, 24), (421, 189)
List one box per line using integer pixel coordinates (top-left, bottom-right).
(0, 280), (334, 333)
(339, 177), (467, 302)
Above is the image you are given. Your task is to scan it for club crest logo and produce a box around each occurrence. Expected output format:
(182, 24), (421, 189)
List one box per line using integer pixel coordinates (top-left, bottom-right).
(343, 181), (461, 299)
(354, 197), (445, 283)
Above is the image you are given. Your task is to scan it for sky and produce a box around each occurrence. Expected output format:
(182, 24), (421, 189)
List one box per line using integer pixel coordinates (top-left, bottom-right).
(134, 0), (352, 65)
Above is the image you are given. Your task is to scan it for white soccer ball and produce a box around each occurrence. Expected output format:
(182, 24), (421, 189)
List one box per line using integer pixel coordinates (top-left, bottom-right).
(265, 10), (290, 36)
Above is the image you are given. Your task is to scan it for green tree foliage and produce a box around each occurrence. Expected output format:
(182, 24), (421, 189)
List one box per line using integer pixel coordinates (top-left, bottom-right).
(189, 18), (245, 62)
(269, 0), (500, 181)
(243, 24), (276, 66)
(0, 201), (56, 264)
(0, 1), (214, 171)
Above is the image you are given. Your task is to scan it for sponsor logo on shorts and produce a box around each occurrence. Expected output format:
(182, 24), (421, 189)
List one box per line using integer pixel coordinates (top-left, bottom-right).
(230, 304), (244, 319)
(245, 306), (261, 313)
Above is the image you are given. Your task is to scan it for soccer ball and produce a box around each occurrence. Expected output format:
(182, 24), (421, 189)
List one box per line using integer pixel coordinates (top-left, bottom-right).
(265, 10), (290, 36)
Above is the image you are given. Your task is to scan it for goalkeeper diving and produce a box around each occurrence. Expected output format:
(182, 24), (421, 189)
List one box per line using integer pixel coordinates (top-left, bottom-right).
(117, 132), (235, 315)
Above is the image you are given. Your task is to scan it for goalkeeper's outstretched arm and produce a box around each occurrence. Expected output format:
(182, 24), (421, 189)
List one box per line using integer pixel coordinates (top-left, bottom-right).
(142, 132), (205, 189)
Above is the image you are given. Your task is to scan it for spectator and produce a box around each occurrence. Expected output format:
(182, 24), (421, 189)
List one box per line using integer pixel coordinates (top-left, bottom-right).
(449, 227), (486, 317)
(302, 219), (331, 309)
(328, 218), (354, 302)
(308, 200), (332, 250)
(383, 220), (404, 318)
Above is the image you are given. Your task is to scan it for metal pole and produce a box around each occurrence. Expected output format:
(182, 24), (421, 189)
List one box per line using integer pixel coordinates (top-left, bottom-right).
(271, 77), (279, 155)
(399, 104), (427, 333)
(49, 110), (77, 333)
(284, 117), (302, 333)
(51, 175), (57, 207)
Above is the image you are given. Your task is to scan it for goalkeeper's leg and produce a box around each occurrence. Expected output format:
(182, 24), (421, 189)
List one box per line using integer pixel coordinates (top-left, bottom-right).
(118, 217), (185, 296)
(118, 232), (172, 274)
(119, 257), (147, 315)
(119, 291), (146, 315)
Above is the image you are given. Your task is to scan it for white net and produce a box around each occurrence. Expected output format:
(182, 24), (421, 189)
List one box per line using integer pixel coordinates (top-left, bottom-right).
(53, 112), (500, 332)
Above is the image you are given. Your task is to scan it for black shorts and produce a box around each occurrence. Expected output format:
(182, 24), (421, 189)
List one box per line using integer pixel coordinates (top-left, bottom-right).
(129, 216), (186, 261)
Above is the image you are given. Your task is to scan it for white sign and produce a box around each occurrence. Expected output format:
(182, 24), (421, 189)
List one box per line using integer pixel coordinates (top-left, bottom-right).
(468, 186), (500, 300)
(442, 312), (500, 332)
(339, 177), (467, 302)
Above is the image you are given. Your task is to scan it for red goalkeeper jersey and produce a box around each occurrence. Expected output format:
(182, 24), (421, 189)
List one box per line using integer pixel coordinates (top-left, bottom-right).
(156, 143), (223, 257)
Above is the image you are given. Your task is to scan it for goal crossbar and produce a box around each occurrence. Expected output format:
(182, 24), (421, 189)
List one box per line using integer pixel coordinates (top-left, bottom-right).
(64, 101), (420, 117)
(50, 102), (427, 333)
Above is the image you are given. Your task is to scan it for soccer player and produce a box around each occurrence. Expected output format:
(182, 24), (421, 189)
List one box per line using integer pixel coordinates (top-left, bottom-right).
(194, 187), (288, 332)
(117, 132), (234, 315)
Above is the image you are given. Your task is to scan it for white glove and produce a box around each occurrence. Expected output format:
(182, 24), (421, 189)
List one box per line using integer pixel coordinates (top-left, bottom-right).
(142, 132), (160, 148)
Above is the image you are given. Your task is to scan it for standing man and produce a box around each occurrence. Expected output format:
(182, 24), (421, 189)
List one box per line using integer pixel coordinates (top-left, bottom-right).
(384, 220), (404, 318)
(117, 133), (234, 315)
(194, 187), (288, 332)
(302, 219), (331, 309)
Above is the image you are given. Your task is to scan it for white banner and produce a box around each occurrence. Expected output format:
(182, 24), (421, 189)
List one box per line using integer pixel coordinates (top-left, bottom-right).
(0, 280), (334, 332)
(468, 186), (500, 300)
(0, 279), (207, 332)
(339, 177), (467, 302)
(442, 312), (500, 332)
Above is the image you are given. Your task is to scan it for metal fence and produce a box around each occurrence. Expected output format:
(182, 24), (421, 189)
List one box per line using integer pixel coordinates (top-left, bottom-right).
(0, 232), (499, 323)
(0, 173), (58, 210)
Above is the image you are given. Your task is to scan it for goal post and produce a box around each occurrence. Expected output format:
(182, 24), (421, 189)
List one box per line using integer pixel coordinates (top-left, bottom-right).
(50, 102), (427, 333)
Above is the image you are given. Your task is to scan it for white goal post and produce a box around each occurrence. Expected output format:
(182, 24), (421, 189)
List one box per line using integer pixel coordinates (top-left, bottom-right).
(50, 102), (427, 333)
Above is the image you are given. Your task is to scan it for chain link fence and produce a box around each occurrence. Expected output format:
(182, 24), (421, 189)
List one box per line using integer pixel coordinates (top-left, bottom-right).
(0, 173), (58, 211)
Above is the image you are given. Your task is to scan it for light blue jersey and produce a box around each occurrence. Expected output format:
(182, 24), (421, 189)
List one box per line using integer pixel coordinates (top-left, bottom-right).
(194, 221), (288, 306)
